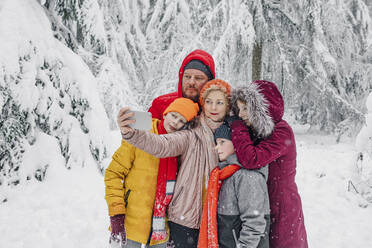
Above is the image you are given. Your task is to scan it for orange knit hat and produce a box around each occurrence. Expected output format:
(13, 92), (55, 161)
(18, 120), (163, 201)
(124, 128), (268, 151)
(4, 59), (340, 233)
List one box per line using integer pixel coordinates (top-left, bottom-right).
(163, 97), (200, 121)
(199, 79), (231, 106)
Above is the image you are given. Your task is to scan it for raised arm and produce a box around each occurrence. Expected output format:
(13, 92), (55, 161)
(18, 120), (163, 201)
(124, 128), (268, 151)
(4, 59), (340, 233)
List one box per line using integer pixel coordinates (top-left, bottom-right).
(231, 120), (292, 170)
(116, 107), (190, 158)
(123, 129), (190, 158)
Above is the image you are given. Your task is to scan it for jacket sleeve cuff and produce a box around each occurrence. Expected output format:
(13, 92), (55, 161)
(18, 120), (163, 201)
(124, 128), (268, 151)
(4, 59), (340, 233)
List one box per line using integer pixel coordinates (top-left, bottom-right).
(121, 130), (136, 140)
(108, 205), (126, 217)
(231, 120), (254, 144)
(231, 120), (247, 130)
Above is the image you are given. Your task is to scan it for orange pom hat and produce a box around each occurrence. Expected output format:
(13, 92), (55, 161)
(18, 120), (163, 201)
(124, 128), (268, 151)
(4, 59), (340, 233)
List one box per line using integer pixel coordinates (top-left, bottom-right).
(163, 97), (200, 121)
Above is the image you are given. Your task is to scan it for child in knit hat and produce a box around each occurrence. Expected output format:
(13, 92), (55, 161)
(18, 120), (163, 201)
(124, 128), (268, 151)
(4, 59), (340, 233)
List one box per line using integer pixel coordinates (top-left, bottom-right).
(105, 98), (199, 248)
(198, 122), (270, 248)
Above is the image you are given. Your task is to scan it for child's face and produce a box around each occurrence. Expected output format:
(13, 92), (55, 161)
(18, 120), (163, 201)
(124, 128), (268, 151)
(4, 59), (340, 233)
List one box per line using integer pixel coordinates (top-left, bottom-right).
(215, 138), (235, 161)
(163, 112), (187, 133)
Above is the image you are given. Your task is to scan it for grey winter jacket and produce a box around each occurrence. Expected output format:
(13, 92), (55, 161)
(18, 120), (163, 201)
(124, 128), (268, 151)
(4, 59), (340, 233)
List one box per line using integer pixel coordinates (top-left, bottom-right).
(217, 154), (270, 248)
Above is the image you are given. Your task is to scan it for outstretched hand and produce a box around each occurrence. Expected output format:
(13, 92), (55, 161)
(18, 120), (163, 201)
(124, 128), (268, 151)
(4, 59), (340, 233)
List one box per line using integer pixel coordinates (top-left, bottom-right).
(117, 107), (135, 135)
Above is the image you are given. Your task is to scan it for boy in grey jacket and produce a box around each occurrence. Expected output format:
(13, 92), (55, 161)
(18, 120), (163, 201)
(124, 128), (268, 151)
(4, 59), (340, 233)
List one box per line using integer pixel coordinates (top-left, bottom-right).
(214, 123), (270, 248)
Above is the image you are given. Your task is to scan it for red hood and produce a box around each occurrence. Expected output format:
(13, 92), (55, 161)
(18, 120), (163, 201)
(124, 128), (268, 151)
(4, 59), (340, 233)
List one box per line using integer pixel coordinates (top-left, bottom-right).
(177, 50), (215, 97)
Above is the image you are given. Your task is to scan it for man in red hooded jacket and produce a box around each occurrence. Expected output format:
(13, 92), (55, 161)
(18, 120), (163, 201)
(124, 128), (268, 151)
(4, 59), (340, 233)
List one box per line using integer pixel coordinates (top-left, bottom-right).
(145, 50), (215, 247)
(148, 49), (215, 119)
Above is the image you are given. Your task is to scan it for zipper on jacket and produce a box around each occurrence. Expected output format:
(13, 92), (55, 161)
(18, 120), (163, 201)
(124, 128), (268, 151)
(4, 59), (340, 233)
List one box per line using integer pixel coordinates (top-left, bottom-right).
(232, 229), (239, 248)
(124, 189), (131, 208)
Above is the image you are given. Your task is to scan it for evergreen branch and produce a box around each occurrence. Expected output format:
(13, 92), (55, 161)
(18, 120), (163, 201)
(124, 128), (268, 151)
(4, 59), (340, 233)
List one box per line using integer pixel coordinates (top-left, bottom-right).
(40, 4), (80, 51)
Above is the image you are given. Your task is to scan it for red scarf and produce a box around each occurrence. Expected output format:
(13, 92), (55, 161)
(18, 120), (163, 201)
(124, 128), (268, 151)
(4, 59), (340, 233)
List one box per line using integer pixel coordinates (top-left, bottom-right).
(150, 120), (178, 241)
(198, 164), (241, 248)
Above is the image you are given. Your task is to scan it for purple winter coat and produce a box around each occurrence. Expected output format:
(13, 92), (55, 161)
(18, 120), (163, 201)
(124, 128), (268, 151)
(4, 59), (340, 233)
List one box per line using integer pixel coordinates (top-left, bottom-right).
(230, 80), (308, 248)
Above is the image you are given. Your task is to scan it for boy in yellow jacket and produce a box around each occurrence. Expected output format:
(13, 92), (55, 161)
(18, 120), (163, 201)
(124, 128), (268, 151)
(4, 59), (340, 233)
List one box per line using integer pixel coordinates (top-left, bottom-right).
(105, 98), (199, 248)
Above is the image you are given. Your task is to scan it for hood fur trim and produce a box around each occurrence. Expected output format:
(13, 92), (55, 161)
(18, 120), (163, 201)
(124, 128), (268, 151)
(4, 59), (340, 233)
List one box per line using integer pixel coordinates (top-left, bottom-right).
(231, 84), (274, 138)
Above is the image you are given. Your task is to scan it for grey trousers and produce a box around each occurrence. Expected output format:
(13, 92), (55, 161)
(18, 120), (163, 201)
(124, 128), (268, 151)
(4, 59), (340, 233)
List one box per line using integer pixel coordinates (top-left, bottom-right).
(123, 239), (167, 248)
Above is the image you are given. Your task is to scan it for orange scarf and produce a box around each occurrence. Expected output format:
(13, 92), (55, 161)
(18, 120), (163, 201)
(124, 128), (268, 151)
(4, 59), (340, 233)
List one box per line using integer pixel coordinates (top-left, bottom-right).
(198, 164), (241, 248)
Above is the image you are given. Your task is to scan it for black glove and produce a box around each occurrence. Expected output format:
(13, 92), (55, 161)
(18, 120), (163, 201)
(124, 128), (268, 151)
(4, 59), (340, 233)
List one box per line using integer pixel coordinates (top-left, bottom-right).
(224, 115), (240, 126)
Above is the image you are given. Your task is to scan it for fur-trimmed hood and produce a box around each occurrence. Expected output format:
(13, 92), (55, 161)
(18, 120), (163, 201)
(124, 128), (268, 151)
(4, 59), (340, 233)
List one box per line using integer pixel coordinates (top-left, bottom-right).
(231, 80), (284, 138)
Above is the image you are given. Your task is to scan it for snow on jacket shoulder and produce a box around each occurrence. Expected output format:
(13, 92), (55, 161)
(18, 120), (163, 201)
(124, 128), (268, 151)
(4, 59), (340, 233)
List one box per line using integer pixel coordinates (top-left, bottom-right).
(104, 119), (167, 246)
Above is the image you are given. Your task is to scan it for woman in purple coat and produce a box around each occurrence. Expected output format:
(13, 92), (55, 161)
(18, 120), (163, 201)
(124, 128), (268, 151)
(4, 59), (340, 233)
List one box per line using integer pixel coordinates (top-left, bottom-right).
(230, 80), (308, 248)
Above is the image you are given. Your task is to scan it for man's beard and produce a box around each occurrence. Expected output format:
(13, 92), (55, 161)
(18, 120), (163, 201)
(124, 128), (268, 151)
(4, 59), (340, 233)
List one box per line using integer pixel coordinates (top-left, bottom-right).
(182, 89), (199, 103)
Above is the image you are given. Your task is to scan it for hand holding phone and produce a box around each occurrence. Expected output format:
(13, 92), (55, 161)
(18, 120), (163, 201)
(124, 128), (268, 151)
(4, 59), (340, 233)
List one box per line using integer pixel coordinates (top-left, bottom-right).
(128, 110), (152, 131)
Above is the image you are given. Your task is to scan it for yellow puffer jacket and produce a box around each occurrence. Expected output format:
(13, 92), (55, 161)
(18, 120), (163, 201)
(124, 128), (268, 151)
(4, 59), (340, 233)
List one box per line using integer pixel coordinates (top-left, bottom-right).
(104, 119), (168, 245)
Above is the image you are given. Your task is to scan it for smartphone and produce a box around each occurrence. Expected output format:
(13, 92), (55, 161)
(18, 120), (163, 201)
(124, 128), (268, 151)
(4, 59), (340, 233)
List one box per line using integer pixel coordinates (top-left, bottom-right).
(128, 110), (152, 131)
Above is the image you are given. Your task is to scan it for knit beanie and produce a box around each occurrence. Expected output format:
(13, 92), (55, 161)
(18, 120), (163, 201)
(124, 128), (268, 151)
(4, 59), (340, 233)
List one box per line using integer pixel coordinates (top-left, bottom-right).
(214, 122), (232, 142)
(163, 97), (200, 121)
(184, 60), (214, 80)
(199, 79), (231, 106)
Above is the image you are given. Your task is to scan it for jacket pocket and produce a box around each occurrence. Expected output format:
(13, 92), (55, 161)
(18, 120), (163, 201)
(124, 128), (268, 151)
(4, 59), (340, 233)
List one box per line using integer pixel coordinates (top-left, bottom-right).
(124, 189), (131, 208)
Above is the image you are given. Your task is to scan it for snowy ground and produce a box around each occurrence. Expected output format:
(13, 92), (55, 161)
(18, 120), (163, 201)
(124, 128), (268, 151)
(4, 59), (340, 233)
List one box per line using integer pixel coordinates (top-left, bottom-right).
(1, 127), (372, 248)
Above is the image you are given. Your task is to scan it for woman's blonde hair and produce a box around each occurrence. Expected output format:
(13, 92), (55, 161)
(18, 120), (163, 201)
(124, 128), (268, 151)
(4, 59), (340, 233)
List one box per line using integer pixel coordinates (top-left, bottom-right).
(199, 79), (231, 108)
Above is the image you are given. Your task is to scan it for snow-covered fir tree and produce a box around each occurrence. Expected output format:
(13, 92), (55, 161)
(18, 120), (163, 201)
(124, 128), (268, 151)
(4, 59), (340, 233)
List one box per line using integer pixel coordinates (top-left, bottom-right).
(354, 91), (372, 203)
(41, 0), (372, 134)
(0, 0), (112, 187)
(0, 0), (371, 188)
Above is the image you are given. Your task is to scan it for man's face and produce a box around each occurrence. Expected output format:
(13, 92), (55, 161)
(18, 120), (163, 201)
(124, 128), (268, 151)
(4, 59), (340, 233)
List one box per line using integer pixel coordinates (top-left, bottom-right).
(182, 69), (209, 102)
